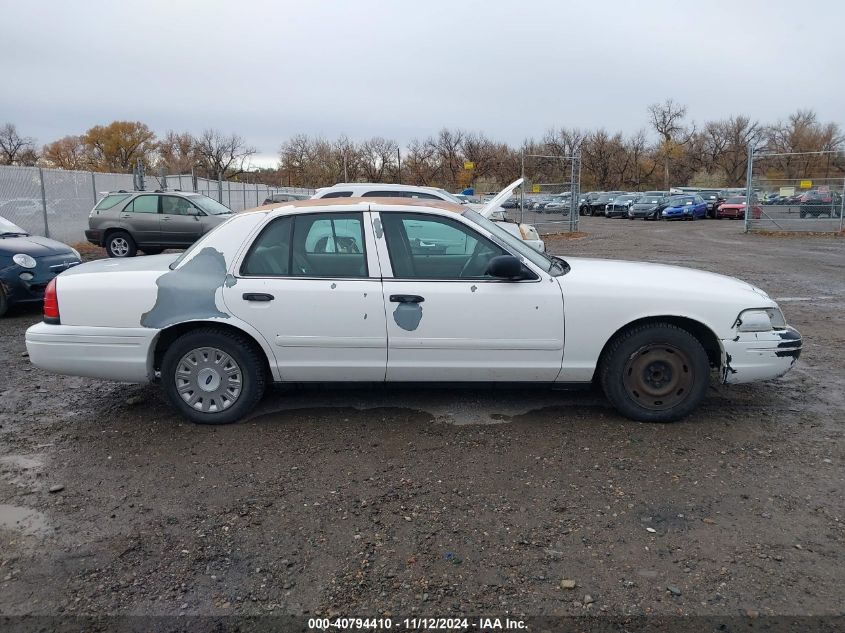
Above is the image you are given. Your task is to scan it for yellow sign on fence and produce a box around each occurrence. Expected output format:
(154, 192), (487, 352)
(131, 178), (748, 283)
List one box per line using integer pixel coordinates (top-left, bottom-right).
(799, 179), (813, 189)
(532, 184), (541, 193)
(463, 161), (475, 170)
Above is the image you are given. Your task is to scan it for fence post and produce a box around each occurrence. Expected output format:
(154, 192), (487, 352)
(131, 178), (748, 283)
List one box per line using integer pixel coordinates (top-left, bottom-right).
(519, 150), (525, 224)
(91, 171), (97, 207)
(242, 182), (247, 210)
(839, 177), (845, 233)
(744, 145), (754, 233)
(38, 167), (50, 238)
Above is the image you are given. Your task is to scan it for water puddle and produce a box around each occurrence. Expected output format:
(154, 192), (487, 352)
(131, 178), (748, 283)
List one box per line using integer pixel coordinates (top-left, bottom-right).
(0, 505), (50, 536)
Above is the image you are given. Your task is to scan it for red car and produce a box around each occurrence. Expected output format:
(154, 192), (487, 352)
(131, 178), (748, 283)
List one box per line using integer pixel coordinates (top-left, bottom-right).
(716, 196), (762, 220)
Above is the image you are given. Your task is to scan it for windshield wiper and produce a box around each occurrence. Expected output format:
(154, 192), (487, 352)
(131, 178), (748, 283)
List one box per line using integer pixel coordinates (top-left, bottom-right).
(1, 232), (29, 237)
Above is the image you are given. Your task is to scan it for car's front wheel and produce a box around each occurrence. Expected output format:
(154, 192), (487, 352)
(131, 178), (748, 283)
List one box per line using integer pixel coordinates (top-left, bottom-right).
(161, 327), (267, 424)
(599, 323), (710, 422)
(106, 231), (137, 258)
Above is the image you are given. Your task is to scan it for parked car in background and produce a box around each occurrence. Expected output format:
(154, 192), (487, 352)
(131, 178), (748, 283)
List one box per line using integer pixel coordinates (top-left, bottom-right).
(716, 196), (762, 220)
(583, 192), (624, 216)
(605, 194), (641, 218)
(26, 194), (802, 425)
(0, 215), (81, 317)
(628, 195), (669, 220)
(661, 195), (708, 220)
(261, 192), (311, 205)
(86, 191), (234, 258)
(578, 192), (602, 215)
(311, 182), (545, 252)
(799, 191), (842, 218)
(697, 190), (724, 218)
(543, 195), (571, 214)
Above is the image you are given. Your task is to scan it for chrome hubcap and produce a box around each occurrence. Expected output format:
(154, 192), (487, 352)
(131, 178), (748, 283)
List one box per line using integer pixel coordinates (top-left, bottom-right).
(111, 237), (129, 256)
(175, 347), (242, 413)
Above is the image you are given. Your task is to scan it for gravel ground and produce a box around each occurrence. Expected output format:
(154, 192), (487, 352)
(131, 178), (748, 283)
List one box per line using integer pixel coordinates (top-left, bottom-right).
(0, 217), (843, 624)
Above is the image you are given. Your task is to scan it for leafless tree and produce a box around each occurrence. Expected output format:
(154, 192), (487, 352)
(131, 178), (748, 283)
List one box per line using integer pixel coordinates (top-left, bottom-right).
(194, 129), (257, 179)
(0, 123), (37, 165)
(648, 99), (696, 189)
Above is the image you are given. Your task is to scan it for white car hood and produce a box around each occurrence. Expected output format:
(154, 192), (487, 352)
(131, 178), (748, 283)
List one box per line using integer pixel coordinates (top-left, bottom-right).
(563, 257), (772, 304)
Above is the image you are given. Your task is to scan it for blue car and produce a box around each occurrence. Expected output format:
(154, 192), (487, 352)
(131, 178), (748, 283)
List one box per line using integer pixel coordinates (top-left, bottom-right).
(0, 215), (81, 317)
(661, 195), (708, 220)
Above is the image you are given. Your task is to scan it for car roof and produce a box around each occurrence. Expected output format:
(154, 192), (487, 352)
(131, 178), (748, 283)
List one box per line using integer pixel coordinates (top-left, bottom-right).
(245, 196), (466, 215)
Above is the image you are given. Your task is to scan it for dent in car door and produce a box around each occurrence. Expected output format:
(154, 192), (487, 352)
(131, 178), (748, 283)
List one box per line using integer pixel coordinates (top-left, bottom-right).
(222, 211), (387, 381)
(374, 211), (564, 382)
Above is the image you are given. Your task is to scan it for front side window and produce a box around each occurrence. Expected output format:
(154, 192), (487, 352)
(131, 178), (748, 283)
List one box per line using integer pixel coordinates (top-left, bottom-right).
(320, 191), (353, 199)
(128, 195), (159, 214)
(381, 212), (508, 279)
(241, 212), (367, 278)
(161, 196), (198, 215)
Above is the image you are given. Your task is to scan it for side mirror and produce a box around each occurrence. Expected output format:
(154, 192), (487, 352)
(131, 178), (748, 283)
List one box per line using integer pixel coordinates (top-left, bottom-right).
(486, 255), (525, 280)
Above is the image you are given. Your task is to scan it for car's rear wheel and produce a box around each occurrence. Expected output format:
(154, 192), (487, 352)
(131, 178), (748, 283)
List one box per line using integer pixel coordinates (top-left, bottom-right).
(599, 323), (710, 422)
(106, 231), (137, 258)
(161, 328), (267, 425)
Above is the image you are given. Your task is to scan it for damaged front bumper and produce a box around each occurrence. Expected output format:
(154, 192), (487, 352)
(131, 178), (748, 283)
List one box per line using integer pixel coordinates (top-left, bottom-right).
(721, 326), (802, 384)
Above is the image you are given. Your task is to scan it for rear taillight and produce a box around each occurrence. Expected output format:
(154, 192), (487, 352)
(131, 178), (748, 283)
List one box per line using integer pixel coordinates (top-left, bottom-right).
(43, 278), (60, 324)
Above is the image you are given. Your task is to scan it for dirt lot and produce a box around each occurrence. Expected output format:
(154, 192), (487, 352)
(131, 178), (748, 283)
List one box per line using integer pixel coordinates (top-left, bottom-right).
(1, 218), (843, 625)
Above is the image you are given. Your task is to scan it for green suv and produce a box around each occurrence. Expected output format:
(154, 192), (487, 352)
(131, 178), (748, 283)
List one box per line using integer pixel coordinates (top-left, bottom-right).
(85, 191), (233, 257)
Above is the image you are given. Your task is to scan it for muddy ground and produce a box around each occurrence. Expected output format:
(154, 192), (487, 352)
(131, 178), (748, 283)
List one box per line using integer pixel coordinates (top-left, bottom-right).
(0, 217), (843, 625)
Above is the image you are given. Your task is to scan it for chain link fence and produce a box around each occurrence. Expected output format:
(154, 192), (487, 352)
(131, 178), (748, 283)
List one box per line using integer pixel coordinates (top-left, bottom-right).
(511, 152), (581, 232)
(0, 165), (314, 244)
(745, 149), (845, 232)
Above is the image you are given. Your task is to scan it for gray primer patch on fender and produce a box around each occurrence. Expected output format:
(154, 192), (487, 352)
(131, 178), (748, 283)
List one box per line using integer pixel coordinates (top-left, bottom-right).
(393, 303), (423, 331)
(141, 247), (231, 328)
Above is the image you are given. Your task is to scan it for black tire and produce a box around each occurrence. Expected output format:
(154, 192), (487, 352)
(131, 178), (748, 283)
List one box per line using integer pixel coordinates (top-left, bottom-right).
(161, 327), (267, 425)
(143, 247), (164, 255)
(105, 231), (137, 258)
(0, 286), (8, 318)
(599, 323), (710, 423)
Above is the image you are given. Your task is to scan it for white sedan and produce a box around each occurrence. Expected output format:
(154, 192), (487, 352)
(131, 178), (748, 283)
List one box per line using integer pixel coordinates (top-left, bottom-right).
(25, 197), (801, 425)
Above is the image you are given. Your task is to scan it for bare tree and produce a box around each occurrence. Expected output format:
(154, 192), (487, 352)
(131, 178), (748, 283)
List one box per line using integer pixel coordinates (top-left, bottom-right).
(648, 99), (695, 189)
(194, 129), (257, 179)
(157, 131), (200, 175)
(359, 137), (398, 182)
(0, 123), (37, 165)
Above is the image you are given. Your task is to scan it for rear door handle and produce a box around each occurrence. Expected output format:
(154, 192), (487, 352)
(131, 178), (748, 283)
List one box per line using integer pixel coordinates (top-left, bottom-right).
(389, 294), (424, 304)
(243, 293), (274, 302)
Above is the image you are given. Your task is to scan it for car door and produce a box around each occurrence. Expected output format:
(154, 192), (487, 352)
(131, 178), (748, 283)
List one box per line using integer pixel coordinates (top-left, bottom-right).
(159, 195), (203, 246)
(120, 195), (161, 244)
(222, 210), (387, 381)
(374, 210), (564, 382)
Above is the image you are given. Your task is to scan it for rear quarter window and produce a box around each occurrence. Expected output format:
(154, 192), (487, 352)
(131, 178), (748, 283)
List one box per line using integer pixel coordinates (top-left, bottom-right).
(95, 194), (130, 210)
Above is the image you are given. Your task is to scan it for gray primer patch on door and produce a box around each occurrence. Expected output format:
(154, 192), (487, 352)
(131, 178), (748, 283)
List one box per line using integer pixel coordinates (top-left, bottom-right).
(141, 247), (231, 328)
(393, 302), (422, 331)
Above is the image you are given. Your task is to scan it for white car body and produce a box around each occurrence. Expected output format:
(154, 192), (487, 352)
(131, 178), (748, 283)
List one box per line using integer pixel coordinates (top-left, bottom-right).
(25, 197), (801, 423)
(311, 182), (545, 253)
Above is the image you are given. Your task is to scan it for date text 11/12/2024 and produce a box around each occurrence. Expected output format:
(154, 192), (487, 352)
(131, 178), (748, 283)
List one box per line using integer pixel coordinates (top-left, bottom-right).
(307, 617), (527, 630)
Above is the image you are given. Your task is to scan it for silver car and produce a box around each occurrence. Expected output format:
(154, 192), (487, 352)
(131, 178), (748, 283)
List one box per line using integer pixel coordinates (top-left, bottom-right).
(85, 191), (233, 257)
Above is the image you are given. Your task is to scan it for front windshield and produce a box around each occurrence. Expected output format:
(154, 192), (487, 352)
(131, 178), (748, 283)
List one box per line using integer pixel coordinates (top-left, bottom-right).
(726, 197), (746, 204)
(189, 195), (233, 216)
(0, 215), (28, 236)
(669, 196), (693, 206)
(616, 195), (637, 202)
(463, 209), (566, 276)
(434, 189), (468, 205)
(636, 197), (661, 204)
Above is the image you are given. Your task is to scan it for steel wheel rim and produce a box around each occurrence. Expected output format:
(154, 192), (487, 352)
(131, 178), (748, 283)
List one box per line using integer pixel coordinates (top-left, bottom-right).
(175, 346), (243, 414)
(622, 343), (694, 411)
(111, 237), (129, 256)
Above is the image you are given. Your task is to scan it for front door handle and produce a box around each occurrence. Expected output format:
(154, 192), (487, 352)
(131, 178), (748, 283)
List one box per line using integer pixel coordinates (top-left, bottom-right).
(389, 294), (425, 304)
(243, 293), (274, 302)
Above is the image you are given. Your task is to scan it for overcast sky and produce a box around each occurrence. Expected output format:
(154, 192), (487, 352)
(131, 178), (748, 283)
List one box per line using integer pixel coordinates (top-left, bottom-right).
(3, 0), (843, 166)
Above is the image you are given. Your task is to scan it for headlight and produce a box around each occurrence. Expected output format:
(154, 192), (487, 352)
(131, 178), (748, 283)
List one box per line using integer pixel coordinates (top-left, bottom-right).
(70, 247), (81, 260)
(12, 253), (37, 269)
(736, 307), (786, 332)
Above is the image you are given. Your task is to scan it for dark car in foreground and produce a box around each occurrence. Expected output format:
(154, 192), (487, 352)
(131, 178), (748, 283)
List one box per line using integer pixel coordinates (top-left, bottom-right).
(628, 195), (669, 220)
(0, 215), (81, 317)
(799, 191), (842, 218)
(605, 194), (641, 218)
(86, 191), (234, 257)
(697, 190), (724, 218)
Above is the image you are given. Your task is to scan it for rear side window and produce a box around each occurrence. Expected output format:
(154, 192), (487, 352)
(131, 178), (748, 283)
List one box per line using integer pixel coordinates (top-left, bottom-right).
(241, 213), (367, 278)
(128, 195), (159, 214)
(95, 194), (131, 210)
(320, 191), (353, 198)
